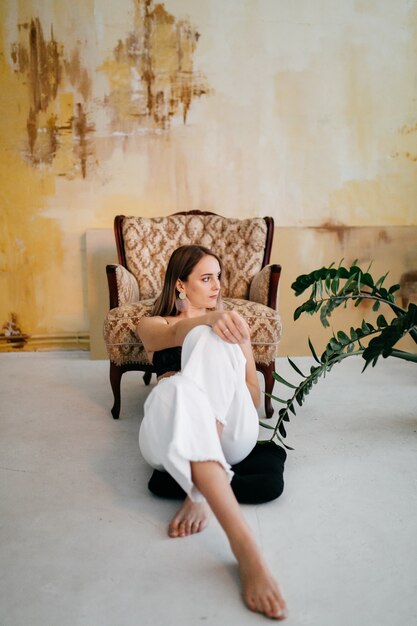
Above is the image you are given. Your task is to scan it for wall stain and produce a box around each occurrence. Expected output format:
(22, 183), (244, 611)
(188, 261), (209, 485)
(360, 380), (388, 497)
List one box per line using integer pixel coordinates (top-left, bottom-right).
(392, 150), (417, 163)
(392, 120), (417, 163)
(101, 0), (210, 132)
(316, 219), (350, 245)
(399, 122), (417, 135)
(378, 229), (391, 244)
(400, 270), (417, 307)
(11, 17), (93, 177)
(73, 103), (94, 178)
(64, 48), (92, 102)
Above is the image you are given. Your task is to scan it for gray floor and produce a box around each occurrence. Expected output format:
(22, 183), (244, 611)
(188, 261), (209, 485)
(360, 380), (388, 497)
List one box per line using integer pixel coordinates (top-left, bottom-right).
(0, 351), (416, 626)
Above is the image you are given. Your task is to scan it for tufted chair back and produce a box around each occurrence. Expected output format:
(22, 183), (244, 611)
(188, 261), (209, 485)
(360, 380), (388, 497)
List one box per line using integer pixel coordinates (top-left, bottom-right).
(118, 214), (269, 300)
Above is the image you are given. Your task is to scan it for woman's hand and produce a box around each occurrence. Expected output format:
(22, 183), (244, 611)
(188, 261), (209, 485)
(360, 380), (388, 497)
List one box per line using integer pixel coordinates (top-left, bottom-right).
(209, 310), (251, 344)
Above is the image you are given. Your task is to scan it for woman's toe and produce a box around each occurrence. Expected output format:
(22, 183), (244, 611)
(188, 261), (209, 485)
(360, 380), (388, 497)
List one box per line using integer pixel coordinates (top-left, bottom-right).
(191, 521), (200, 534)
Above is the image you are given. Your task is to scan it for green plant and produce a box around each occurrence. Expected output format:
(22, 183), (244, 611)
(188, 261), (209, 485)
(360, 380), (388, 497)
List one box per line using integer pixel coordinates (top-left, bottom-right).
(261, 260), (417, 449)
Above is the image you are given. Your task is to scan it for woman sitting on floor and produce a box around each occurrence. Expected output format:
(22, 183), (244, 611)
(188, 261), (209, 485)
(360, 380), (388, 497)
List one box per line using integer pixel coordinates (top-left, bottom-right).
(137, 244), (288, 621)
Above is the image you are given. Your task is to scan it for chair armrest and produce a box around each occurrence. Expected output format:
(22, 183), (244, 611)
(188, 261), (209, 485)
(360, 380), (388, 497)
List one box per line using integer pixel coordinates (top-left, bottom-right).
(249, 264), (282, 309)
(106, 264), (140, 310)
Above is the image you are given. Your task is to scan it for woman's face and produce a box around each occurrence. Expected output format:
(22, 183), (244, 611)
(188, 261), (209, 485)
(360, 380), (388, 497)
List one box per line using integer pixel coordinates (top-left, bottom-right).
(179, 254), (221, 310)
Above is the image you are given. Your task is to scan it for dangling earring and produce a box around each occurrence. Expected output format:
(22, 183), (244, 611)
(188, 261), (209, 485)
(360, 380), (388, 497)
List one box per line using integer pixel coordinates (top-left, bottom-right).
(175, 290), (189, 312)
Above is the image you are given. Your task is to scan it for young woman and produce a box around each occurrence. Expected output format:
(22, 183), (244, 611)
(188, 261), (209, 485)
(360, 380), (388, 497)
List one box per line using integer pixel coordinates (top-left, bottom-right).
(137, 245), (288, 620)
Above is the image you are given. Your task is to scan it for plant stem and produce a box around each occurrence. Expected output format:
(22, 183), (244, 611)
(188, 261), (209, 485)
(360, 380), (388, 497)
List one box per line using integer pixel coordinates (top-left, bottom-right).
(315, 291), (406, 315)
(390, 349), (417, 363)
(315, 290), (417, 345)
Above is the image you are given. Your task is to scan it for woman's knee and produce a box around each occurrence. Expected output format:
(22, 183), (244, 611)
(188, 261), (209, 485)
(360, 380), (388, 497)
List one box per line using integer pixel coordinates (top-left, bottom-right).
(183, 324), (211, 351)
(183, 324), (241, 363)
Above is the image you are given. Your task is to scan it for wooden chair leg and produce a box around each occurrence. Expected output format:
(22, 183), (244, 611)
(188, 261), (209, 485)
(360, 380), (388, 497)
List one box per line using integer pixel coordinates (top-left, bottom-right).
(110, 362), (123, 419)
(258, 361), (275, 419)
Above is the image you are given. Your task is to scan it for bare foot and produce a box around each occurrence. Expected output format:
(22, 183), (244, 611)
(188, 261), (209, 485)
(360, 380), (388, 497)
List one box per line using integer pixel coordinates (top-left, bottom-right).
(236, 543), (287, 620)
(168, 497), (211, 538)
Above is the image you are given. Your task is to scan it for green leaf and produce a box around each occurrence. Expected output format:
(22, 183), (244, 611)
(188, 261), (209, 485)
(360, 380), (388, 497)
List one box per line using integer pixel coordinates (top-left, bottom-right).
(376, 314), (388, 328)
(294, 305), (303, 321)
(308, 337), (321, 363)
(320, 308), (331, 328)
(362, 273), (374, 288)
(337, 330), (350, 345)
(268, 395), (289, 404)
(389, 284), (400, 294)
(329, 337), (341, 351)
(259, 421), (275, 430)
(365, 260), (374, 274)
(372, 300), (381, 312)
(278, 422), (287, 437)
(295, 389), (304, 406)
(341, 276), (358, 295)
(294, 299), (316, 320)
(360, 320), (374, 334)
(272, 434), (294, 451)
(272, 371), (298, 389)
(375, 272), (389, 288)
(331, 277), (339, 294)
(349, 263), (360, 278)
(325, 274), (332, 295)
(287, 402), (296, 416)
(287, 357), (306, 378)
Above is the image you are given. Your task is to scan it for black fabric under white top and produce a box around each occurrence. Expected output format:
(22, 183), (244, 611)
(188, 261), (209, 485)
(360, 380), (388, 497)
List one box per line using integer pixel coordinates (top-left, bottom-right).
(153, 346), (182, 378)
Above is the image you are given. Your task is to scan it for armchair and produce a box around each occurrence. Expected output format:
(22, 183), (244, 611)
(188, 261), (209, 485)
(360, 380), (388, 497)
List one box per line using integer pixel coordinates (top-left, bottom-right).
(103, 211), (283, 419)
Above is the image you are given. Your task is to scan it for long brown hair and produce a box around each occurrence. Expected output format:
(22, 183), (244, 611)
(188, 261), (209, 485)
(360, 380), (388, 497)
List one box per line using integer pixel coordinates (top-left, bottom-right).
(153, 245), (223, 317)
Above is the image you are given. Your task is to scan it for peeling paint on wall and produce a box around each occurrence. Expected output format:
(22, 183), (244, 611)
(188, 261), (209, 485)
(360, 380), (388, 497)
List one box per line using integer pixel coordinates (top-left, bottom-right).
(101, 0), (210, 133)
(73, 103), (95, 179)
(10, 1), (209, 177)
(11, 17), (94, 177)
(64, 47), (92, 102)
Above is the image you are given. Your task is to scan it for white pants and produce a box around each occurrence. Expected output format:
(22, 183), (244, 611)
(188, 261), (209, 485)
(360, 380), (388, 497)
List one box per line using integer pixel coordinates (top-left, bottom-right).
(139, 325), (260, 502)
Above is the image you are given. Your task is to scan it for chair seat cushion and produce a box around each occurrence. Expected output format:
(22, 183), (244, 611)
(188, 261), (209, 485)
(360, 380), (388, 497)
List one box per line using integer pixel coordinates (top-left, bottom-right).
(103, 298), (282, 366)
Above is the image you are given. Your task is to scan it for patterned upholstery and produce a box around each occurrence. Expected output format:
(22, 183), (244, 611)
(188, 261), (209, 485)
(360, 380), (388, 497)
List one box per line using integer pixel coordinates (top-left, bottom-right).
(121, 215), (268, 300)
(115, 265), (140, 305)
(103, 212), (282, 419)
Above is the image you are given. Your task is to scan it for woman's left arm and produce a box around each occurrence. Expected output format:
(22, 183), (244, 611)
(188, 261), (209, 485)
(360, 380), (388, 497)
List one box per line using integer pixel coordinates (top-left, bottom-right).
(239, 340), (261, 409)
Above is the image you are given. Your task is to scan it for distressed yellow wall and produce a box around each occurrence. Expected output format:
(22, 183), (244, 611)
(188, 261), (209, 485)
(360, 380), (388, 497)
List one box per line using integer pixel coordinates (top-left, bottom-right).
(1, 0), (416, 353)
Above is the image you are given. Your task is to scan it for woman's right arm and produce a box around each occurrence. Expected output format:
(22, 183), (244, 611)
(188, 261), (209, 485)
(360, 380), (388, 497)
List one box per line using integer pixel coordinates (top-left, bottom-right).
(137, 311), (250, 353)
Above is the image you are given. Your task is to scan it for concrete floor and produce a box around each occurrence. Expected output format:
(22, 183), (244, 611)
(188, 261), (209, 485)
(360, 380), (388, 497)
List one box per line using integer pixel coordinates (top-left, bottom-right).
(0, 351), (416, 626)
